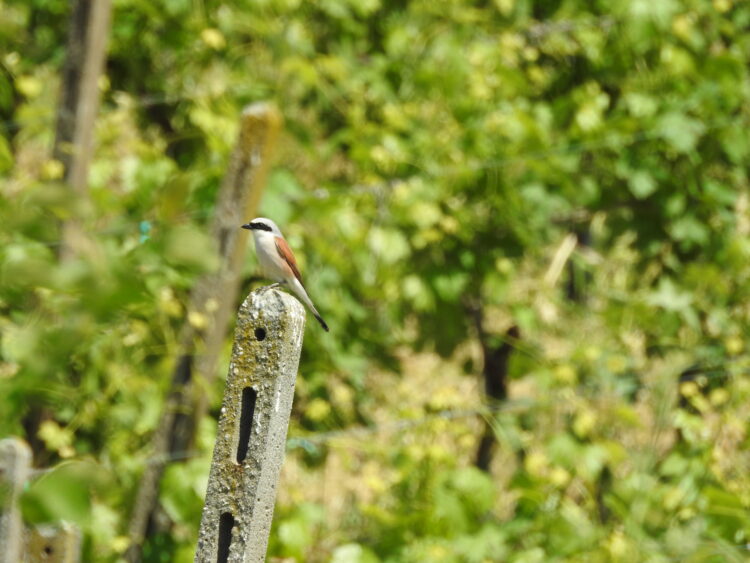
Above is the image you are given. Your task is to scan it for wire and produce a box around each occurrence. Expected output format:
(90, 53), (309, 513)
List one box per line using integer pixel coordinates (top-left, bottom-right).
(286, 400), (535, 453)
(23, 402), (533, 478)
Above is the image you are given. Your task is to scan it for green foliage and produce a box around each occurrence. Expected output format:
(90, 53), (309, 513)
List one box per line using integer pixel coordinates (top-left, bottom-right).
(2, 0), (750, 560)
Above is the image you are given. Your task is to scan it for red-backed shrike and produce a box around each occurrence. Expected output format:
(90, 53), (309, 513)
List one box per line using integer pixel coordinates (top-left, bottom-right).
(241, 218), (329, 331)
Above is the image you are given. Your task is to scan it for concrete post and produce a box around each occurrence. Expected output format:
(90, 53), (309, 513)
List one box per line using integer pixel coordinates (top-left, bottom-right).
(0, 438), (31, 563)
(25, 523), (82, 563)
(195, 289), (306, 562)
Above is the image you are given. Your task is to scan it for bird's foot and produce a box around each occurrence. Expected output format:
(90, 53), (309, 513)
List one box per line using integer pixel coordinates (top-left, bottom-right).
(258, 283), (281, 294)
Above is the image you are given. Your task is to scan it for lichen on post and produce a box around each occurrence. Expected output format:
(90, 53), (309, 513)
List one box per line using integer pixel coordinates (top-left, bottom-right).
(195, 288), (306, 563)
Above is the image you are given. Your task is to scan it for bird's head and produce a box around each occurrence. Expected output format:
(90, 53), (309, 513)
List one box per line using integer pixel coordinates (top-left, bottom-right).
(241, 217), (282, 236)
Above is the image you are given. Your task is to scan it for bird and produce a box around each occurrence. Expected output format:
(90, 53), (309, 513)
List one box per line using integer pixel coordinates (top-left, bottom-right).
(241, 217), (329, 331)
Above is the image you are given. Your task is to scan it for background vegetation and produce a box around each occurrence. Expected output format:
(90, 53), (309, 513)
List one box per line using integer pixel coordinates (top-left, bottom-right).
(2, 0), (750, 561)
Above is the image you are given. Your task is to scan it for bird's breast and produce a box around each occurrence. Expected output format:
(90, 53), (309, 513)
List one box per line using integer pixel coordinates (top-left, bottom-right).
(254, 234), (285, 281)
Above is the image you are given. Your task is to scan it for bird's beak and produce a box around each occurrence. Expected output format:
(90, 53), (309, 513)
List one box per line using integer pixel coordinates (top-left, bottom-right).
(241, 223), (254, 230)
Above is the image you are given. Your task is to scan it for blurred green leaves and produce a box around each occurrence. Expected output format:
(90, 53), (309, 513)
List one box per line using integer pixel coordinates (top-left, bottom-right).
(164, 225), (219, 272)
(21, 461), (110, 530)
(657, 112), (706, 154)
(2, 0), (750, 561)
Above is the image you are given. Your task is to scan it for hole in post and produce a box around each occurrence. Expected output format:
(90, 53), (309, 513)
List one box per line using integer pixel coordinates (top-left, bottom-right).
(217, 512), (235, 563)
(236, 387), (257, 463)
(254, 327), (266, 341)
(43, 545), (53, 556)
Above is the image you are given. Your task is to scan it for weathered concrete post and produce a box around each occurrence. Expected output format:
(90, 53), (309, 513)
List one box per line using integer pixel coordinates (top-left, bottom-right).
(0, 438), (31, 563)
(195, 289), (305, 562)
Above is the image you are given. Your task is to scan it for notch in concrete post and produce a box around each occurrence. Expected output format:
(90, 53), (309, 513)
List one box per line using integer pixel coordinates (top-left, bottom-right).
(195, 289), (306, 562)
(0, 438), (31, 563)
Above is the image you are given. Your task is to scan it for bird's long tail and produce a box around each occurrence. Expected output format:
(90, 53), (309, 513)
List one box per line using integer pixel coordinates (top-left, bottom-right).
(290, 279), (329, 331)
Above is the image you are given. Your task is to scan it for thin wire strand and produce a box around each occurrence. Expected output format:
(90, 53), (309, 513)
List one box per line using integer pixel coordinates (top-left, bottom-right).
(286, 400), (534, 451)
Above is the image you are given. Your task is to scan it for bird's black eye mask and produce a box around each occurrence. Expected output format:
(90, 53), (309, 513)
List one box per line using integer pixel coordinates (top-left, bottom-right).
(242, 222), (273, 232)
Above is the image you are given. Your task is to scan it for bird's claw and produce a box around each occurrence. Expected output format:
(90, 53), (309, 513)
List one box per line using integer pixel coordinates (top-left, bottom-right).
(258, 283), (281, 294)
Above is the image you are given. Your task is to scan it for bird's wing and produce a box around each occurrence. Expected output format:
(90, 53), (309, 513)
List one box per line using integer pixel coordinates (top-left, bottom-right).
(275, 236), (303, 284)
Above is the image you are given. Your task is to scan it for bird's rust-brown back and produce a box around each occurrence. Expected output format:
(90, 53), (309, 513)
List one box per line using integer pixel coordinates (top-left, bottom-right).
(275, 236), (303, 284)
